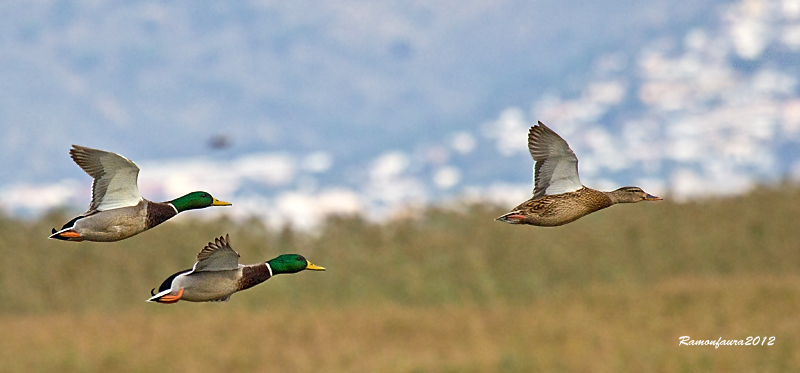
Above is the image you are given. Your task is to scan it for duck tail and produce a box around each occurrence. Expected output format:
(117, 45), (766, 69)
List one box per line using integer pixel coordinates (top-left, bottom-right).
(495, 211), (526, 224)
(147, 288), (184, 304)
(49, 228), (82, 241)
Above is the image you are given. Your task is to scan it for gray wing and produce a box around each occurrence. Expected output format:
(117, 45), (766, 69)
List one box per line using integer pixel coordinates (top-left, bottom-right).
(70, 145), (142, 213)
(529, 122), (583, 198)
(193, 234), (241, 272)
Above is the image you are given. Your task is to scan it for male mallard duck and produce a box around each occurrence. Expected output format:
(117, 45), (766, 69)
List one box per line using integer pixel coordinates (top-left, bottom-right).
(148, 234), (324, 303)
(49, 145), (231, 242)
(496, 122), (661, 226)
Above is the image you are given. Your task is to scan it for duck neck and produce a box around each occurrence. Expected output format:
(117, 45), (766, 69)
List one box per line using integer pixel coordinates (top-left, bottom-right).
(145, 202), (179, 229)
(605, 190), (634, 204)
(238, 263), (273, 291)
(168, 196), (196, 213)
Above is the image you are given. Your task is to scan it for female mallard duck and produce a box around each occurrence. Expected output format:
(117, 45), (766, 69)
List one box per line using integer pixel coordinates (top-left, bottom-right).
(496, 122), (661, 226)
(148, 234), (324, 303)
(49, 145), (231, 242)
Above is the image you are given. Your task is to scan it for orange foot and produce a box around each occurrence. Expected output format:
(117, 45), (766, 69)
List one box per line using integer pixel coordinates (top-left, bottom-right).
(157, 288), (184, 304)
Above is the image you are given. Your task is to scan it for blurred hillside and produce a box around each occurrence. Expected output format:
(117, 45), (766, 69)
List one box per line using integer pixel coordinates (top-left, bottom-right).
(0, 186), (799, 371)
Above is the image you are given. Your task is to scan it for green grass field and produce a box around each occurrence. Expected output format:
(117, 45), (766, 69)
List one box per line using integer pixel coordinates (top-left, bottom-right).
(1, 185), (799, 372)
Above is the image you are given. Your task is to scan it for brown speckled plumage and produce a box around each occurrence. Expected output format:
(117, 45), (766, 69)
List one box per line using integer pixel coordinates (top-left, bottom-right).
(497, 122), (661, 227)
(505, 187), (614, 226)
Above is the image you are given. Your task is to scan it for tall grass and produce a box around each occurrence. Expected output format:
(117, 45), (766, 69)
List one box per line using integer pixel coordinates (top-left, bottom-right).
(1, 185), (799, 371)
(4, 184), (799, 311)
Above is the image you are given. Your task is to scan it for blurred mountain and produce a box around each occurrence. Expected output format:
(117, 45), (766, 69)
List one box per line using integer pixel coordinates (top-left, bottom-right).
(4, 0), (800, 227)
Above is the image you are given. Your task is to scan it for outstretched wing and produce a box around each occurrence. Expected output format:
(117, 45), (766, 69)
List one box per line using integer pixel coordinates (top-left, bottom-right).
(193, 234), (241, 272)
(70, 145), (142, 213)
(529, 122), (583, 198)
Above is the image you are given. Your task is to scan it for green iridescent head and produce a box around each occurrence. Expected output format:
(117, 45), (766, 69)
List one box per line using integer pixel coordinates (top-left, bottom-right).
(169, 191), (231, 213)
(267, 254), (325, 275)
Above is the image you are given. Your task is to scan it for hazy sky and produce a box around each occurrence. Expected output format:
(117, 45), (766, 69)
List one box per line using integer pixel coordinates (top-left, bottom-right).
(6, 0), (800, 226)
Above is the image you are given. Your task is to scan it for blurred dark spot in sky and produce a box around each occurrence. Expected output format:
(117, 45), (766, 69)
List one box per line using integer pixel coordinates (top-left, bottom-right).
(208, 134), (233, 150)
